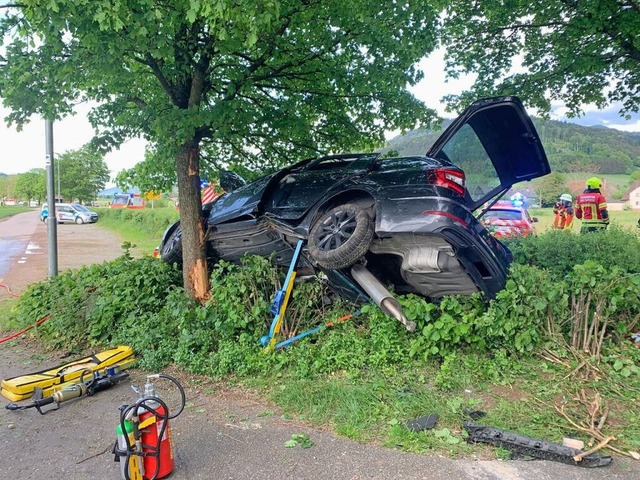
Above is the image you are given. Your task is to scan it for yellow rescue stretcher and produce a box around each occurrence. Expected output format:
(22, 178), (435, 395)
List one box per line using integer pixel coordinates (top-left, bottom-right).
(1, 345), (135, 402)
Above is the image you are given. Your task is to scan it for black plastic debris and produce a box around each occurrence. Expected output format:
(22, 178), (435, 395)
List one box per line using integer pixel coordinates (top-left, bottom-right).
(406, 413), (439, 432)
(464, 422), (612, 468)
(463, 409), (486, 421)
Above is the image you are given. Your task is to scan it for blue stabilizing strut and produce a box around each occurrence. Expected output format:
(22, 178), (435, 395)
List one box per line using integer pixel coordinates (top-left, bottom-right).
(270, 239), (304, 316)
(275, 310), (361, 350)
(260, 239), (304, 347)
(275, 326), (323, 349)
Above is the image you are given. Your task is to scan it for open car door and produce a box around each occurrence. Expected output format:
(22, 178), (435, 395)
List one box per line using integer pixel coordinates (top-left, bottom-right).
(426, 96), (550, 212)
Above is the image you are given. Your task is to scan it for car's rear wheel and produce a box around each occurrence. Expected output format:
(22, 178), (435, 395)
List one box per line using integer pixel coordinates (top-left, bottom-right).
(161, 223), (183, 266)
(75, 217), (84, 225)
(308, 203), (374, 270)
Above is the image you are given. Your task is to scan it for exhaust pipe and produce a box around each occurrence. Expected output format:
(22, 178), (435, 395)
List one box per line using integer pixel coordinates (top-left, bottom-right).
(351, 264), (416, 332)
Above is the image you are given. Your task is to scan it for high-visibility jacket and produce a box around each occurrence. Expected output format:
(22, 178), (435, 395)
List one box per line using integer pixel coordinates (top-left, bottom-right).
(575, 190), (609, 230)
(552, 203), (574, 230)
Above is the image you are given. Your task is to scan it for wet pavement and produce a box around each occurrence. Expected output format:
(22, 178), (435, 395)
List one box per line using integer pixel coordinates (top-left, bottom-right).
(0, 210), (41, 280)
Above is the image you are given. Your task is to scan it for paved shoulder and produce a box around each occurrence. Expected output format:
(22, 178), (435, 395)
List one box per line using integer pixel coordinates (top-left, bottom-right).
(0, 211), (123, 295)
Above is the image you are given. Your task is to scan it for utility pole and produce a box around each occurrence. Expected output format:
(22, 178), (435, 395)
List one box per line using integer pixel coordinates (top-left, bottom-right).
(57, 160), (61, 202)
(45, 119), (58, 277)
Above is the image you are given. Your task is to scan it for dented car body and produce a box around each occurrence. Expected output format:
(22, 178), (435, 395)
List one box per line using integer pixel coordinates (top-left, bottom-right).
(160, 96), (550, 309)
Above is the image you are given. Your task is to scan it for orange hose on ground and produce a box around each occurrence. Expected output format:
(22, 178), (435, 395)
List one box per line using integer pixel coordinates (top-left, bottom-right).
(0, 314), (52, 344)
(0, 283), (20, 298)
(0, 283), (53, 344)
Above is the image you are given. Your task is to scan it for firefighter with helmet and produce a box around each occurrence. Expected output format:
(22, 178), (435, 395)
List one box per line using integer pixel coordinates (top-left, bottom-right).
(575, 177), (609, 233)
(552, 193), (574, 231)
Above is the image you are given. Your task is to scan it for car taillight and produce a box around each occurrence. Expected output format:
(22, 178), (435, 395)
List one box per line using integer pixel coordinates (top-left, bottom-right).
(430, 168), (465, 196)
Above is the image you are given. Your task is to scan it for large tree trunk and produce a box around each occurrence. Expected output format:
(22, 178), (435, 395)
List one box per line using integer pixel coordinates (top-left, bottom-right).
(175, 139), (210, 302)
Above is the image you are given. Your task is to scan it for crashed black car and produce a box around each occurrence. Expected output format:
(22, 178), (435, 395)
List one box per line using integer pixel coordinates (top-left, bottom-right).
(160, 97), (550, 328)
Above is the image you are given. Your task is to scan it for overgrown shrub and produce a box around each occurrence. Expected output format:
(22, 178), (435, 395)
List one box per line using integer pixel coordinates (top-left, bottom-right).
(563, 261), (640, 359)
(9, 251), (182, 351)
(10, 240), (639, 380)
(506, 227), (640, 279)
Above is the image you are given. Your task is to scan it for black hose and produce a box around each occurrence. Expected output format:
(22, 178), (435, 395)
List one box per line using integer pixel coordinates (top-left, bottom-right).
(157, 373), (186, 419)
(116, 374), (186, 480)
(118, 396), (169, 480)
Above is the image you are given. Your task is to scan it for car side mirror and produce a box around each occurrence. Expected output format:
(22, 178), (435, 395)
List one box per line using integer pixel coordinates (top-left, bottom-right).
(532, 217), (539, 222)
(220, 171), (247, 192)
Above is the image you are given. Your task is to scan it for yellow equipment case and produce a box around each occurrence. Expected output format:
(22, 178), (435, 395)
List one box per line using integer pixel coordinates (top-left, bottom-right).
(1, 345), (135, 402)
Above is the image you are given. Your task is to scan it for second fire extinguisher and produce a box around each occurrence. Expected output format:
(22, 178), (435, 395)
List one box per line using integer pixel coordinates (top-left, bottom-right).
(114, 373), (186, 480)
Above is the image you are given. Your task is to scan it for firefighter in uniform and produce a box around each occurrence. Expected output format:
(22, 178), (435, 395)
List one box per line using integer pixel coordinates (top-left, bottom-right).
(552, 193), (574, 231)
(575, 177), (609, 233)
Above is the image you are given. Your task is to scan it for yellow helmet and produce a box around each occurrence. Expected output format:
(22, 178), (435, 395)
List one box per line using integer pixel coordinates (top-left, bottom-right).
(586, 177), (602, 189)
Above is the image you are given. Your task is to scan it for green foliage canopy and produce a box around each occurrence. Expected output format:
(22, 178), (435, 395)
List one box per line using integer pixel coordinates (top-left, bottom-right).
(0, 0), (440, 169)
(0, 174), (17, 199)
(14, 168), (45, 202)
(57, 145), (110, 202)
(441, 0), (640, 118)
(530, 172), (568, 206)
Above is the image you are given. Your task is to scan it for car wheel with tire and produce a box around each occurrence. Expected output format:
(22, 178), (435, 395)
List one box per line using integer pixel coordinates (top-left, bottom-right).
(75, 217), (84, 225)
(308, 203), (374, 270)
(161, 223), (183, 266)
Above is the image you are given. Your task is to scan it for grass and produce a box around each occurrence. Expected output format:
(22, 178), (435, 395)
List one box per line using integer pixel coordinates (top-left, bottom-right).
(530, 207), (640, 233)
(0, 205), (32, 220)
(261, 348), (640, 456)
(558, 173), (634, 199)
(94, 207), (178, 255)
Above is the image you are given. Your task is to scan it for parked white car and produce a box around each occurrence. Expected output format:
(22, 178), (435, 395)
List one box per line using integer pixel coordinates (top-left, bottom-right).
(41, 203), (99, 224)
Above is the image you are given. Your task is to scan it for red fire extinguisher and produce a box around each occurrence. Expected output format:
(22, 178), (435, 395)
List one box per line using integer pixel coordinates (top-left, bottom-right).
(115, 373), (186, 480)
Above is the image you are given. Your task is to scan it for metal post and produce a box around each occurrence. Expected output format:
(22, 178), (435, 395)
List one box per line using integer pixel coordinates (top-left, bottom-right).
(45, 119), (58, 277)
(57, 160), (61, 201)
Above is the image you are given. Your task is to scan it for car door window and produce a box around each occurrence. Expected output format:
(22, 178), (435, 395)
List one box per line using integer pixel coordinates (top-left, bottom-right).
(427, 97), (550, 212)
(434, 123), (502, 204)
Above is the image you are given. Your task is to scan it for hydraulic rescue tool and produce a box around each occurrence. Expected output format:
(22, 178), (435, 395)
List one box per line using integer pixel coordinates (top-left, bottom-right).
(5, 366), (129, 414)
(114, 373), (186, 480)
(1, 344), (135, 401)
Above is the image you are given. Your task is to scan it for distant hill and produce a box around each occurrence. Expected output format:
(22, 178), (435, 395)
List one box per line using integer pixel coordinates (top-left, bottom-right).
(384, 118), (640, 175)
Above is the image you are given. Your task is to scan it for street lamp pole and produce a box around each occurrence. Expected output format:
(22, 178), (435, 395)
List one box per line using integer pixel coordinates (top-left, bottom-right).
(45, 119), (58, 277)
(57, 160), (60, 202)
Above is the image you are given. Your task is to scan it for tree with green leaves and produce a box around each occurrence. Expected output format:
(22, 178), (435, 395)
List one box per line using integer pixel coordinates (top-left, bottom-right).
(56, 146), (110, 202)
(441, 0), (640, 118)
(14, 168), (46, 202)
(0, 1), (440, 301)
(0, 174), (17, 200)
(532, 172), (569, 206)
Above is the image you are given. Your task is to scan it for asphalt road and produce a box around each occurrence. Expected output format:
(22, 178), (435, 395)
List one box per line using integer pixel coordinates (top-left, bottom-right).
(0, 211), (638, 479)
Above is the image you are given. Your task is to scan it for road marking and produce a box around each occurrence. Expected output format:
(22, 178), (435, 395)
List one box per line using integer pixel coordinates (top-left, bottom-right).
(25, 242), (42, 255)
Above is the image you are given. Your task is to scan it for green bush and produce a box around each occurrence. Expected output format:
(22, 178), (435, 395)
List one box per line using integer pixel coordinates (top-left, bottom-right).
(9, 240), (638, 380)
(506, 226), (640, 279)
(9, 251), (182, 351)
(97, 207), (179, 238)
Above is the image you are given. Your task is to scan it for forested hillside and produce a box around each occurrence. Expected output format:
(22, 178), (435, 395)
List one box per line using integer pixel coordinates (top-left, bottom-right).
(385, 118), (640, 175)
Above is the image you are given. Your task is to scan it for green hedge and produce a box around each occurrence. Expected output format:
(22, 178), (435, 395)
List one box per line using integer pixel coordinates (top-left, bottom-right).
(97, 207), (179, 238)
(8, 228), (640, 378)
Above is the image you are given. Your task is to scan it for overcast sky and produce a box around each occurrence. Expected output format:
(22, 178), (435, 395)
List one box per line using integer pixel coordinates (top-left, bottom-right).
(1, 48), (639, 181)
